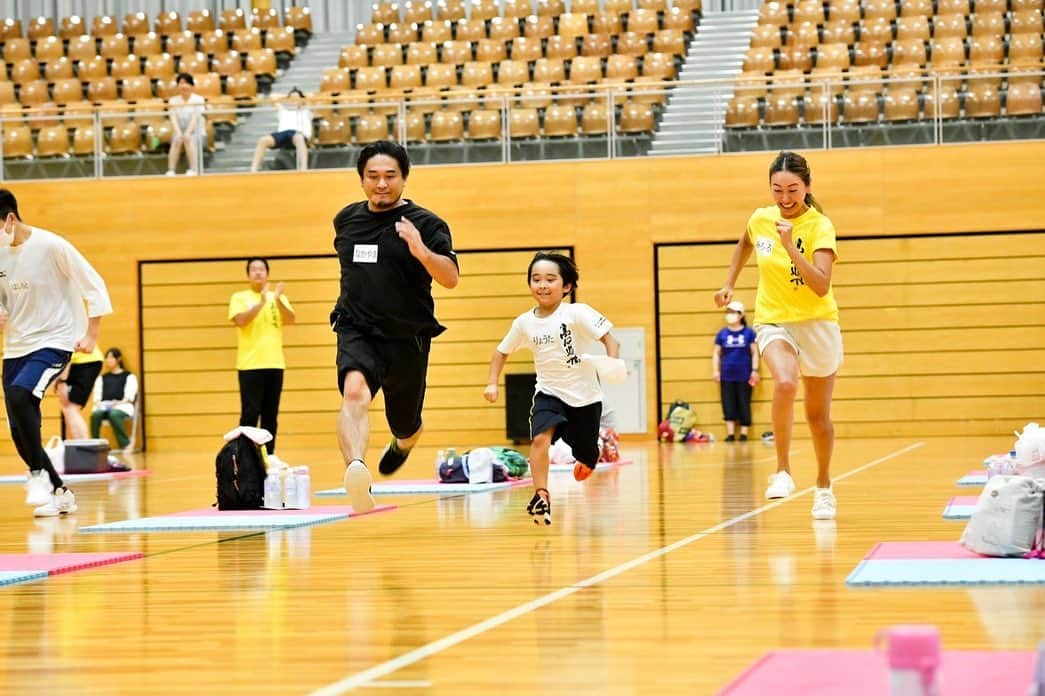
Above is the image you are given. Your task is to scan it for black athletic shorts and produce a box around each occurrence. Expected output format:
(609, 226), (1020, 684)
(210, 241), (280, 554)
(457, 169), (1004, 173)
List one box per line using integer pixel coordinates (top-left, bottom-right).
(335, 325), (431, 438)
(530, 392), (602, 467)
(66, 360), (102, 407)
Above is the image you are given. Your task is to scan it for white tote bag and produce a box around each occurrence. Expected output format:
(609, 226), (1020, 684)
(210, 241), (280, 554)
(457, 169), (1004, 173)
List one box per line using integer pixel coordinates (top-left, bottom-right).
(43, 435), (65, 474)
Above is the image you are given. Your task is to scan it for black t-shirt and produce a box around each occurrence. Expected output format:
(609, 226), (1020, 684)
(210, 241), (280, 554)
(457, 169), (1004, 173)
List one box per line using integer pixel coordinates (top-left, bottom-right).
(100, 372), (131, 401)
(332, 199), (458, 339)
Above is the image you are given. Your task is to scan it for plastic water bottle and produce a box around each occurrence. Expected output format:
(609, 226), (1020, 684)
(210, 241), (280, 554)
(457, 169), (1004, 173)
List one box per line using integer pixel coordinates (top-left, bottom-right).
(284, 471), (297, 509)
(1029, 640), (1045, 696)
(876, 625), (941, 696)
(293, 466), (311, 509)
(263, 472), (282, 509)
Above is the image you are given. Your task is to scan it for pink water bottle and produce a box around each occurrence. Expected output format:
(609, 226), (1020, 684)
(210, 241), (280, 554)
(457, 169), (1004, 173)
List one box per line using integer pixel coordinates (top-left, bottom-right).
(1030, 640), (1045, 696)
(876, 625), (942, 696)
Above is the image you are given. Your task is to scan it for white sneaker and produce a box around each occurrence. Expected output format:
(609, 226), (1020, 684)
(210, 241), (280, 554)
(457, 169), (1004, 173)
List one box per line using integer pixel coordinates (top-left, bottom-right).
(25, 470), (53, 506)
(765, 471), (796, 499)
(165, 169), (176, 177)
(812, 487), (837, 520)
(344, 460), (375, 513)
(34, 488), (77, 518)
(185, 168), (198, 176)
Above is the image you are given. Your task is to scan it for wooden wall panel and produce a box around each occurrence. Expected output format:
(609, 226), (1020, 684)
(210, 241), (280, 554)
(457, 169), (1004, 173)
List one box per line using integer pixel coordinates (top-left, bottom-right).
(0, 140), (1042, 453)
(139, 249), (565, 451)
(656, 232), (1045, 438)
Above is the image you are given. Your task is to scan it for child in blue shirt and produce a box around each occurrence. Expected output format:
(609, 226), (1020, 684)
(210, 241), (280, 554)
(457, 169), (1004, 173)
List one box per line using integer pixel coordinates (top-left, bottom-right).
(712, 300), (759, 441)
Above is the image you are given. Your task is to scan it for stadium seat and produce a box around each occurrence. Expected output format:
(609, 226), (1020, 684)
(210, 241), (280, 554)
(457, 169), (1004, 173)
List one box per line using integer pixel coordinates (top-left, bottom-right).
(828, 0), (861, 23)
(1006, 82), (1043, 116)
(178, 52), (211, 75)
(534, 58), (566, 82)
(36, 124), (70, 157)
(226, 72), (257, 100)
(900, 0), (934, 17)
(1008, 33), (1043, 64)
(476, 38), (508, 62)
(356, 23), (386, 46)
(220, 9), (248, 32)
(580, 100), (610, 134)
(932, 14), (967, 40)
(252, 7), (281, 30)
(751, 24), (782, 49)
(122, 75), (153, 101)
(155, 11), (183, 36)
(792, 0), (826, 25)
(618, 101), (655, 133)
(581, 33), (613, 57)
(35, 36), (65, 62)
(592, 12), (623, 34)
(936, 0), (970, 14)
(53, 78), (85, 104)
(107, 120), (142, 154)
(616, 32), (651, 56)
(404, 1), (435, 24)
(111, 54), (142, 79)
(356, 112), (391, 143)
(882, 86), (921, 120)
(145, 54), (176, 80)
(537, 0), (567, 16)
(964, 82), (1001, 117)
(606, 54), (639, 79)
(1010, 10), (1044, 34)
(488, 16), (521, 41)
(970, 12), (1005, 37)
(725, 95), (760, 127)
(199, 30), (229, 56)
(372, 3), (400, 24)
(285, 6), (314, 35)
(166, 30), (198, 57)
(925, 84), (960, 118)
(67, 35), (99, 63)
(439, 0), (467, 20)
(232, 27), (264, 53)
(186, 10), (215, 34)
(390, 64), (423, 89)
(524, 15), (555, 39)
(11, 59), (40, 85)
(454, 19), (485, 42)
(2, 38), (31, 63)
(662, 7), (696, 32)
(653, 29), (688, 56)
(19, 80), (50, 106)
(509, 107), (540, 137)
(407, 42), (438, 64)
(0, 18), (23, 41)
(429, 109), (464, 140)
(340, 45), (369, 69)
(441, 40), (474, 63)
(497, 59), (530, 84)
(316, 115), (351, 145)
(758, 2), (789, 26)
(471, 0), (501, 21)
(133, 32), (164, 57)
(426, 63), (457, 87)
(101, 34), (131, 59)
(570, 56), (602, 83)
(821, 20), (856, 45)
(422, 20), (453, 42)
(544, 35), (578, 59)
(543, 104), (578, 136)
(77, 56), (110, 80)
(467, 108), (502, 138)
(27, 16), (56, 41)
(896, 16), (930, 41)
(2, 124), (33, 158)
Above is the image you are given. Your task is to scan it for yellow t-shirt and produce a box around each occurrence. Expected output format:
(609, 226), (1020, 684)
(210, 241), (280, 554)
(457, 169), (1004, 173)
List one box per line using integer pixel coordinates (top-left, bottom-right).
(70, 346), (103, 364)
(227, 289), (293, 370)
(746, 205), (840, 324)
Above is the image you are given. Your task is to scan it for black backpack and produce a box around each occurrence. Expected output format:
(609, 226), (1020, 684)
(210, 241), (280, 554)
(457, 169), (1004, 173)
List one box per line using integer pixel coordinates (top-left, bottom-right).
(215, 435), (266, 510)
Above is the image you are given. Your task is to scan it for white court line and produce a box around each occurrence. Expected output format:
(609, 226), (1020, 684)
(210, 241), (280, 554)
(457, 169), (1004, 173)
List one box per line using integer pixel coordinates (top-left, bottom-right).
(361, 681), (432, 689)
(311, 441), (924, 696)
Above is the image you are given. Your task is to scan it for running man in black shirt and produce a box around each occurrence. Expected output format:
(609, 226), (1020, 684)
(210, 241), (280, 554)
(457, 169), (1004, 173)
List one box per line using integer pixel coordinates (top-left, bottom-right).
(332, 141), (459, 512)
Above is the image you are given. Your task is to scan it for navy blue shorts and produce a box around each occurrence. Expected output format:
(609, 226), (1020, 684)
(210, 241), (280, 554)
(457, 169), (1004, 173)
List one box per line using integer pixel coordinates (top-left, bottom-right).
(530, 392), (601, 467)
(3, 348), (72, 400)
(271, 130), (303, 148)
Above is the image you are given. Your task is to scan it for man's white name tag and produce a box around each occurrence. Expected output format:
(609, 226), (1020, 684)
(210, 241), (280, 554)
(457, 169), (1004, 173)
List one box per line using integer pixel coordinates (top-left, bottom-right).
(353, 244), (378, 263)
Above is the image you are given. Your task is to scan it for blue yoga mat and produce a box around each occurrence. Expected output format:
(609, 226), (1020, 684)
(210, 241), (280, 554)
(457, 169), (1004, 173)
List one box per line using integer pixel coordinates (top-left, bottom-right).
(847, 559), (1045, 586)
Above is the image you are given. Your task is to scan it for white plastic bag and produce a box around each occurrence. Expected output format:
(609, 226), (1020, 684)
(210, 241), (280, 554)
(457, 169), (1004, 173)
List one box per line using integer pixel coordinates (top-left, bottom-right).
(960, 475), (1044, 557)
(548, 438), (575, 466)
(1014, 423), (1045, 478)
(465, 447), (495, 484)
(580, 354), (628, 385)
(43, 435), (64, 474)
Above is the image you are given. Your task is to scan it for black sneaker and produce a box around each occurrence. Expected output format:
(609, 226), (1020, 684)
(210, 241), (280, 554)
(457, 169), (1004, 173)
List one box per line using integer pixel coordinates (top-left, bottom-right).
(378, 439), (411, 476)
(725, 434), (736, 442)
(526, 489), (551, 526)
(739, 434), (748, 441)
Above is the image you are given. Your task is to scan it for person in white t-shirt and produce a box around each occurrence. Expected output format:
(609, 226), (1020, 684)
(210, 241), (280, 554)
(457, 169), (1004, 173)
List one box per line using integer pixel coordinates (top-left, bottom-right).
(484, 252), (619, 525)
(0, 189), (113, 518)
(165, 73), (206, 176)
(250, 88), (313, 173)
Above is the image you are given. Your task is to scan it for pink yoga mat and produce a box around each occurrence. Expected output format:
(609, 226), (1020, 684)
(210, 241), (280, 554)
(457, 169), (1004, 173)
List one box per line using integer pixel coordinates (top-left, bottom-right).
(0, 552), (143, 575)
(864, 541), (987, 560)
(719, 649), (1036, 696)
(169, 505), (394, 517)
(950, 496), (980, 507)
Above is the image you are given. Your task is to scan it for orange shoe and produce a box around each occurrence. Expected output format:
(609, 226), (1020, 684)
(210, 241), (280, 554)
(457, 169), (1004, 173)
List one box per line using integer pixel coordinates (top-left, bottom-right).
(573, 462), (595, 482)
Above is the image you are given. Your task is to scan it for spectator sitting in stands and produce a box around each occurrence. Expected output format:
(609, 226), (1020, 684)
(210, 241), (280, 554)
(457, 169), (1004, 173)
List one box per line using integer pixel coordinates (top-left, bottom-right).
(250, 88), (313, 173)
(165, 73), (206, 176)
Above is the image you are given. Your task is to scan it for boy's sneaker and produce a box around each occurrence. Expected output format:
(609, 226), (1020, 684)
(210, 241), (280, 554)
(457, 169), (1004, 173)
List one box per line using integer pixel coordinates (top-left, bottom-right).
(526, 489), (551, 526)
(811, 487), (837, 520)
(573, 462), (595, 482)
(725, 434), (736, 442)
(739, 434), (748, 442)
(344, 460), (375, 513)
(378, 439), (411, 476)
(25, 470), (53, 506)
(34, 488), (77, 517)
(765, 471), (796, 499)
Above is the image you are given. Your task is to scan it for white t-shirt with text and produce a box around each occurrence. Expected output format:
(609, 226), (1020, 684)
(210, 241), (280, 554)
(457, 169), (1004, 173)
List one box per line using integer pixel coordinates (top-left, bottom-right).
(496, 302), (612, 407)
(0, 227), (112, 358)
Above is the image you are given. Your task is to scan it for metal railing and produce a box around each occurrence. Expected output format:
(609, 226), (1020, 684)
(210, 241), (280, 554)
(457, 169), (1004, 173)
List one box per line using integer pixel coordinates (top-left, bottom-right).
(0, 67), (1040, 180)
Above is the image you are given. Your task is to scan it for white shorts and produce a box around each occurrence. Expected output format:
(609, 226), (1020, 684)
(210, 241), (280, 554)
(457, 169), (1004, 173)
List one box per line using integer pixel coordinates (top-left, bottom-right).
(755, 320), (843, 378)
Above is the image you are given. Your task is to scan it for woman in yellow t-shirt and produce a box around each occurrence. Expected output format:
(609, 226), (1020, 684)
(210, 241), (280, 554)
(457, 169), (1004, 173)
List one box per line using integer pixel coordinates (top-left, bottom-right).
(715, 151), (843, 521)
(55, 345), (104, 440)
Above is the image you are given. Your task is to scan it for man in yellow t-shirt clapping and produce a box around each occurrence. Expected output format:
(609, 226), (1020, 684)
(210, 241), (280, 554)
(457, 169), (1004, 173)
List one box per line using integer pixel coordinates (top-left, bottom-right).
(228, 258), (295, 467)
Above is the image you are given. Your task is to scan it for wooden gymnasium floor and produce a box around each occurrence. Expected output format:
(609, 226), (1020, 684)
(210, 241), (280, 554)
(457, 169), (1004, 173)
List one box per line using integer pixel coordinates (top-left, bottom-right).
(1, 435), (1041, 694)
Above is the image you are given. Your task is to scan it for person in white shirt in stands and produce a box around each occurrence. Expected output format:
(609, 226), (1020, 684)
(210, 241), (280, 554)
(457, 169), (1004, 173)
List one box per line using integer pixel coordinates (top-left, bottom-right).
(166, 72), (206, 176)
(0, 189), (112, 518)
(250, 88), (313, 172)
